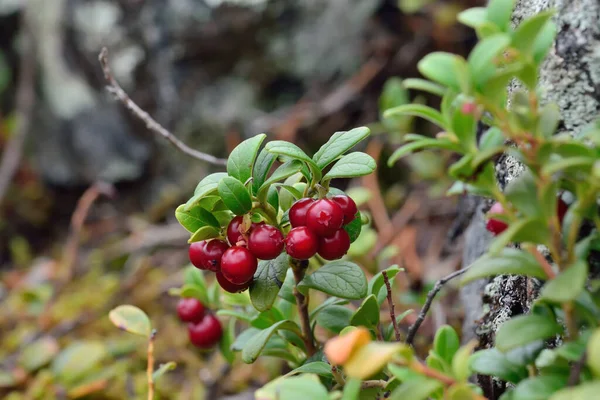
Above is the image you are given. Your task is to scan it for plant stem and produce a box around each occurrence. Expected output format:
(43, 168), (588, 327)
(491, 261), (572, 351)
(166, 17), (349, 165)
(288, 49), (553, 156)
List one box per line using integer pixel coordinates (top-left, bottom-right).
(331, 365), (345, 386)
(383, 271), (401, 342)
(291, 258), (316, 356)
(563, 302), (579, 340)
(147, 329), (157, 400)
(526, 245), (556, 279)
(360, 380), (387, 389)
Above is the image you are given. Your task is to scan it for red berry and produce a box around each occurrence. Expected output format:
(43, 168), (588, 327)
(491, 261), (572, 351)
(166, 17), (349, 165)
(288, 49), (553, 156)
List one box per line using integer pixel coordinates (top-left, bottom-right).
(188, 314), (222, 349)
(486, 202), (508, 235)
(289, 198), (315, 227)
(176, 298), (205, 323)
(306, 199), (344, 237)
(318, 229), (351, 260)
(216, 272), (251, 293)
(331, 195), (358, 225)
(557, 198), (568, 224)
(221, 246), (258, 285)
(286, 226), (319, 260)
(248, 224), (284, 260)
(226, 216), (261, 246)
(188, 239), (229, 272)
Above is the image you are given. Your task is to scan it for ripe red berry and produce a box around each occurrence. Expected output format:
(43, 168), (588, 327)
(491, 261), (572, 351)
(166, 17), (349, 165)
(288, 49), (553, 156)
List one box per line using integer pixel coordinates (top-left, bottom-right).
(331, 195), (358, 225)
(248, 224), (284, 260)
(286, 226), (319, 260)
(557, 198), (568, 224)
(486, 202), (508, 235)
(176, 298), (206, 323)
(188, 239), (229, 272)
(216, 272), (251, 293)
(227, 216), (261, 246)
(318, 229), (351, 260)
(221, 246), (258, 285)
(289, 198), (315, 227)
(306, 199), (344, 237)
(188, 314), (222, 349)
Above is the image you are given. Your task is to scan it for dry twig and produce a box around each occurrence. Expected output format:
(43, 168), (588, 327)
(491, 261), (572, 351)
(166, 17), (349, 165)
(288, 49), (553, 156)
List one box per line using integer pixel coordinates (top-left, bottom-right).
(383, 271), (401, 342)
(98, 47), (226, 166)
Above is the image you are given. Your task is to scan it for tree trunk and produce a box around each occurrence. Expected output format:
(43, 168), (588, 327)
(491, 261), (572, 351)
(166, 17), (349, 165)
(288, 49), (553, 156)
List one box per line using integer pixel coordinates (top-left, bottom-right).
(460, 0), (600, 398)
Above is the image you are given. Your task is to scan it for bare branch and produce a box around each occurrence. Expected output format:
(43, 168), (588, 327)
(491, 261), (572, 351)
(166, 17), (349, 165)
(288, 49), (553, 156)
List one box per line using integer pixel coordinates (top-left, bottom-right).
(383, 271), (401, 342)
(406, 266), (471, 346)
(291, 258), (316, 356)
(98, 47), (226, 167)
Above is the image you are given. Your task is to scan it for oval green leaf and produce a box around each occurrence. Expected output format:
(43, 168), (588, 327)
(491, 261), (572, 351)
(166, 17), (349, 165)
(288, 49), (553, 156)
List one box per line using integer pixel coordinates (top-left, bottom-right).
(218, 176), (253, 215)
(249, 253), (289, 312)
(350, 294), (379, 328)
(241, 320), (301, 363)
(496, 314), (562, 352)
(299, 261), (367, 300)
(323, 152), (376, 180)
(227, 134), (266, 183)
(539, 260), (587, 304)
(108, 305), (152, 337)
(460, 248), (547, 285)
(312, 127), (371, 169)
(175, 204), (220, 233)
(383, 104), (447, 129)
(188, 225), (220, 243)
(185, 172), (227, 210)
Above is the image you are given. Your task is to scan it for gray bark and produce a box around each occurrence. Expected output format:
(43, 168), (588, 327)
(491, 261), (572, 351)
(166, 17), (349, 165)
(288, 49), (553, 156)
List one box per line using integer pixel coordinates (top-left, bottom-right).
(460, 0), (600, 397)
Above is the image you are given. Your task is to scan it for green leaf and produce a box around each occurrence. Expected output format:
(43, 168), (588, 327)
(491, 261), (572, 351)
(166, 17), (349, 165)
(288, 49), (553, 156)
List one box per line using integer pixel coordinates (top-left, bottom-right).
(539, 260), (587, 304)
(586, 328), (600, 377)
(227, 134), (266, 183)
(452, 341), (478, 381)
(417, 52), (467, 92)
(266, 186), (279, 212)
(457, 7), (487, 29)
(252, 150), (277, 194)
(350, 294), (380, 328)
(256, 374), (330, 400)
(380, 78), (410, 112)
(342, 378), (362, 400)
(513, 375), (568, 400)
(496, 314), (562, 352)
(218, 176), (253, 215)
(537, 103), (561, 138)
(241, 320), (301, 363)
(323, 152), (376, 180)
(18, 337), (59, 372)
(175, 204), (220, 233)
(402, 78), (446, 97)
(249, 253), (288, 312)
(388, 138), (462, 166)
(316, 305), (353, 334)
(533, 21), (557, 64)
(179, 283), (210, 306)
(52, 341), (106, 384)
(265, 141), (322, 182)
(383, 104), (446, 129)
(344, 342), (407, 380)
(343, 211), (362, 243)
(505, 171), (543, 218)
(468, 34), (511, 87)
(152, 362), (177, 381)
(188, 225), (220, 243)
(313, 127), (371, 169)
(185, 173), (227, 209)
(368, 265), (402, 305)
(512, 11), (554, 55)
(460, 248), (548, 285)
(219, 319), (236, 364)
(109, 305), (152, 337)
(433, 325), (460, 365)
(309, 297), (349, 320)
(549, 382), (600, 400)
(486, 0), (515, 31)
(299, 261), (368, 300)
(470, 349), (528, 383)
(389, 377), (443, 400)
(488, 217), (550, 254)
(479, 127), (506, 151)
(285, 361), (333, 378)
(258, 160), (304, 196)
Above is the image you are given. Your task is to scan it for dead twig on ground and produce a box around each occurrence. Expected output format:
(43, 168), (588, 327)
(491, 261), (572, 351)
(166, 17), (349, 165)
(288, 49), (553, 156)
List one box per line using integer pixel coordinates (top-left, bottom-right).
(98, 47), (226, 167)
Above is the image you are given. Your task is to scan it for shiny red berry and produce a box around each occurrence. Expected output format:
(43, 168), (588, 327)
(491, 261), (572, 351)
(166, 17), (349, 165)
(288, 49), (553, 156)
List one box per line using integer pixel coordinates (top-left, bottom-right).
(331, 195), (358, 225)
(486, 202), (508, 235)
(248, 224), (284, 260)
(306, 199), (344, 237)
(227, 216), (261, 246)
(558, 198), (568, 224)
(318, 229), (350, 260)
(289, 198), (315, 227)
(286, 226), (318, 260)
(188, 314), (222, 349)
(221, 246), (258, 285)
(216, 272), (251, 293)
(188, 239), (229, 272)
(176, 298), (205, 323)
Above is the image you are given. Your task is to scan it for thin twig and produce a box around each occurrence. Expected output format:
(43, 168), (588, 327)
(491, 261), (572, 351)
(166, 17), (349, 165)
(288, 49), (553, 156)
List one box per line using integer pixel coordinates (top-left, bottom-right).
(360, 380), (387, 389)
(331, 365), (345, 387)
(526, 245), (556, 279)
(383, 271), (401, 342)
(98, 47), (226, 166)
(147, 329), (157, 400)
(0, 10), (36, 203)
(291, 259), (316, 356)
(567, 353), (587, 386)
(406, 266), (471, 346)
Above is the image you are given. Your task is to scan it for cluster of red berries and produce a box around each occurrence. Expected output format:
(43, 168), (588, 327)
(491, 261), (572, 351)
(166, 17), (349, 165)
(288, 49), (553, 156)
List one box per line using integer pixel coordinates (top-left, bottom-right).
(485, 198), (568, 235)
(177, 297), (222, 349)
(286, 195), (357, 260)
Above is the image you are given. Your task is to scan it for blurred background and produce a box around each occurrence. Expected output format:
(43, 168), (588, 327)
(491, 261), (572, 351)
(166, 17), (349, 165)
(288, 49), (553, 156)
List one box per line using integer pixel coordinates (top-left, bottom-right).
(0, 0), (483, 398)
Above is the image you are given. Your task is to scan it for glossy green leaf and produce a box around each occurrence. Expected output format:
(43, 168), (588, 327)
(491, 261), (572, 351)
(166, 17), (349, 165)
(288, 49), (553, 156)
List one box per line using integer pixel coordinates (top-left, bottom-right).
(188, 225), (220, 243)
(505, 171), (543, 218)
(389, 377), (443, 400)
(452, 341), (478, 382)
(252, 150), (277, 194)
(299, 261), (368, 300)
(218, 176), (252, 215)
(470, 349), (527, 383)
(383, 104), (446, 128)
(219, 319), (236, 364)
(533, 21), (557, 64)
(479, 127), (505, 151)
(488, 217), (550, 254)
(19, 337), (59, 372)
(537, 103), (560, 138)
(417, 52), (466, 91)
(309, 296), (349, 320)
(227, 134), (266, 183)
(402, 78), (446, 96)
(434, 325), (460, 365)
(344, 341), (407, 379)
(284, 361), (333, 378)
(265, 141), (321, 182)
(539, 260), (587, 303)
(468, 34), (511, 87)
(457, 7), (487, 28)
(323, 152), (376, 180)
(241, 320), (302, 363)
(343, 211), (362, 243)
(185, 172), (228, 209)
(486, 0), (515, 31)
(258, 160), (304, 195)
(109, 305), (152, 337)
(388, 138), (462, 166)
(175, 204), (220, 233)
(342, 378), (362, 400)
(312, 127), (371, 169)
(266, 186), (279, 212)
(496, 314), (562, 352)
(451, 96), (478, 150)
(249, 253), (288, 312)
(460, 248), (547, 285)
(512, 11), (554, 54)
(316, 305), (353, 334)
(512, 375), (568, 400)
(350, 294), (380, 328)
(549, 382), (600, 400)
